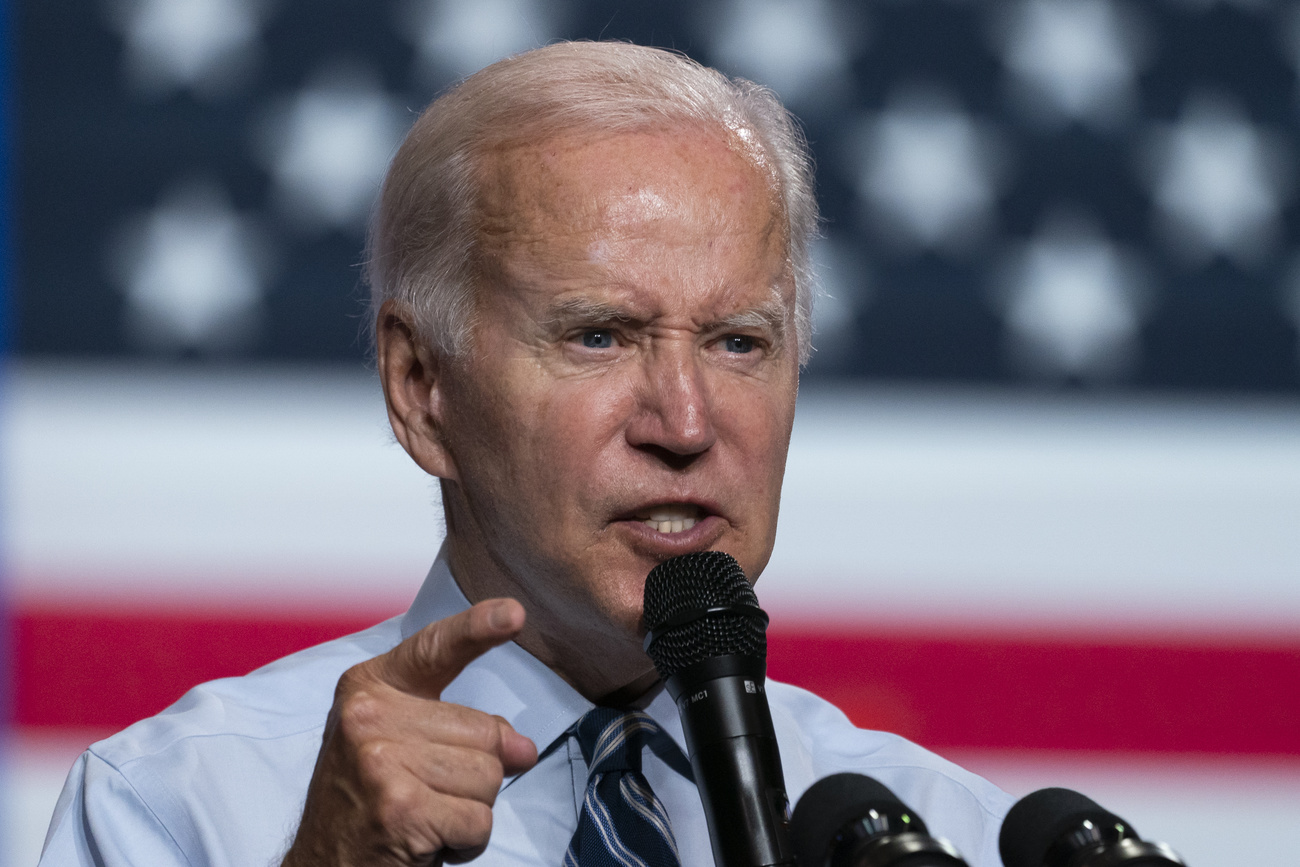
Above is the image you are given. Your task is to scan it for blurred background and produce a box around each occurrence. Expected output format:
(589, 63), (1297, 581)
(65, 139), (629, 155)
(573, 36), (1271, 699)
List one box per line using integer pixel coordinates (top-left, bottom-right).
(5, 0), (1300, 864)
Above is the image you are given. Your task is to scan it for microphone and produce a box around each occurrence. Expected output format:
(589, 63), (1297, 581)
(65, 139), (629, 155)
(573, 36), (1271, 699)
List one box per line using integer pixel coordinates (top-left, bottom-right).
(790, 772), (969, 867)
(643, 551), (795, 867)
(999, 787), (1186, 867)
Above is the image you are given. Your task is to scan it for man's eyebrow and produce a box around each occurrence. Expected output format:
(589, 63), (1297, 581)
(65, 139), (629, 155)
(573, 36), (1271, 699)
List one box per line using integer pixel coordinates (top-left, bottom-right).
(544, 292), (790, 339)
(710, 294), (788, 342)
(544, 297), (641, 326)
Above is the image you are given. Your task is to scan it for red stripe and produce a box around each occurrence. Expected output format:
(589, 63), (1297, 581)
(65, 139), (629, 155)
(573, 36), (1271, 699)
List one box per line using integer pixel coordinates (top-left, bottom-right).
(13, 605), (399, 729)
(13, 606), (1300, 754)
(765, 629), (1300, 755)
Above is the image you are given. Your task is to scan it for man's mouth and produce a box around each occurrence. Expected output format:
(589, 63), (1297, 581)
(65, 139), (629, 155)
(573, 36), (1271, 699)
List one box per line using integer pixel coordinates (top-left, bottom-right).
(633, 504), (702, 534)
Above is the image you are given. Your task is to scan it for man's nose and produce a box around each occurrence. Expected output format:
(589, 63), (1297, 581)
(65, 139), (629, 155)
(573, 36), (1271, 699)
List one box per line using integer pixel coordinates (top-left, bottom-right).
(625, 346), (717, 461)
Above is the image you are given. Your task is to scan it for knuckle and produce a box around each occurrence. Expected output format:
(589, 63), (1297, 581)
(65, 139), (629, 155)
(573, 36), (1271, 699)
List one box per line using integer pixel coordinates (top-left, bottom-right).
(442, 799), (494, 850)
(471, 751), (505, 794)
(373, 779), (424, 834)
(414, 625), (450, 668)
(465, 800), (493, 838)
(336, 691), (384, 741)
(354, 739), (394, 785)
(334, 661), (373, 698)
(467, 715), (501, 753)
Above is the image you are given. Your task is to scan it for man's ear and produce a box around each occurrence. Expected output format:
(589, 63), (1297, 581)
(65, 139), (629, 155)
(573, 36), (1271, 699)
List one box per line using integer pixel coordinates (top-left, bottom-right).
(376, 300), (459, 481)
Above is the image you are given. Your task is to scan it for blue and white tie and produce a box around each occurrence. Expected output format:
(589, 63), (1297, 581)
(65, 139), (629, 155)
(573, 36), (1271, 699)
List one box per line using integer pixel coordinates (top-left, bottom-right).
(563, 707), (683, 867)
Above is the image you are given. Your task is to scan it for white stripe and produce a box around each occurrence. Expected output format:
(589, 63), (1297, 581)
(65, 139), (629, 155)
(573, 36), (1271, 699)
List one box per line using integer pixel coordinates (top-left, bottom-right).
(765, 391), (1300, 628)
(587, 785), (650, 867)
(591, 720), (623, 767)
(590, 714), (658, 770)
(620, 774), (680, 858)
(592, 713), (648, 758)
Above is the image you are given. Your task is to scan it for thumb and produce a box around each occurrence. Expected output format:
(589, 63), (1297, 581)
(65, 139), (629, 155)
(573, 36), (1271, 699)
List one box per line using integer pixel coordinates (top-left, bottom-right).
(495, 715), (539, 776)
(382, 598), (526, 697)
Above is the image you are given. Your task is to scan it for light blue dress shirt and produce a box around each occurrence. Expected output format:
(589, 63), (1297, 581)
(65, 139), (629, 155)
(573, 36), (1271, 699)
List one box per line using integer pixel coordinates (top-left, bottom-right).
(41, 552), (1014, 866)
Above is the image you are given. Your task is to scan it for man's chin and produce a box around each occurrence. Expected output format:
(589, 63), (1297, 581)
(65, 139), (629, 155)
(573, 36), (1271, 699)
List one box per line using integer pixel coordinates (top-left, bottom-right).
(596, 666), (664, 706)
(547, 605), (660, 702)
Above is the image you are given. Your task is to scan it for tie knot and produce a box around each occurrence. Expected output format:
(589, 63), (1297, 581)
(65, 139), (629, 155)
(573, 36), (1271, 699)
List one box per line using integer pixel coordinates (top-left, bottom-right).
(574, 708), (662, 776)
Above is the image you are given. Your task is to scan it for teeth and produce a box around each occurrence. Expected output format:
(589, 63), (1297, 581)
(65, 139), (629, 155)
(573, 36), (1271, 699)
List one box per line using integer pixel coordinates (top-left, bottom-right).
(636, 506), (701, 533)
(645, 517), (696, 533)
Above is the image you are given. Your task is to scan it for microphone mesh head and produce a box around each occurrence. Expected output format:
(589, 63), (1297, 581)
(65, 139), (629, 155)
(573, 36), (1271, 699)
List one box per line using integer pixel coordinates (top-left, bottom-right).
(999, 787), (1130, 867)
(642, 551), (766, 679)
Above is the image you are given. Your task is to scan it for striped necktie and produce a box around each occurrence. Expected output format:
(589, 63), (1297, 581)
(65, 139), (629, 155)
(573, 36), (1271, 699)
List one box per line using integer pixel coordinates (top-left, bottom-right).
(563, 707), (683, 867)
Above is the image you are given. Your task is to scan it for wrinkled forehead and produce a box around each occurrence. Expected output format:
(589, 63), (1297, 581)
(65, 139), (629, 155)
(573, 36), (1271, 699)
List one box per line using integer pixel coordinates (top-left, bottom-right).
(474, 109), (780, 180)
(471, 122), (789, 255)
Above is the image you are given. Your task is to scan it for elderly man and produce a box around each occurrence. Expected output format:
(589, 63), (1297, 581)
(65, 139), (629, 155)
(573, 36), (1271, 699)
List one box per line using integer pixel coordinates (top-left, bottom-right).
(42, 42), (1012, 866)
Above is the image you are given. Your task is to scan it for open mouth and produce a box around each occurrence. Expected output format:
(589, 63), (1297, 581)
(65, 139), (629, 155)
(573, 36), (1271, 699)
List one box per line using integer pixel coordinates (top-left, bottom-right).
(632, 504), (703, 534)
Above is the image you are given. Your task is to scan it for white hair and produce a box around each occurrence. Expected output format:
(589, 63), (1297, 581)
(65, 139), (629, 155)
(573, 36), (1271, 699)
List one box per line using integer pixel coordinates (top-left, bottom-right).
(365, 41), (819, 364)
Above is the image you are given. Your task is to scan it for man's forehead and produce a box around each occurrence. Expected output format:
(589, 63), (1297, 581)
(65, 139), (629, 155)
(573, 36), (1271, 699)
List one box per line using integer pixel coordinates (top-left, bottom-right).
(474, 125), (784, 233)
(467, 123), (795, 340)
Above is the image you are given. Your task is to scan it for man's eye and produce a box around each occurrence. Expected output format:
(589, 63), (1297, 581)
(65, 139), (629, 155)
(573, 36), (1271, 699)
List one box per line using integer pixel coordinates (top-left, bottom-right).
(581, 330), (614, 349)
(723, 335), (755, 353)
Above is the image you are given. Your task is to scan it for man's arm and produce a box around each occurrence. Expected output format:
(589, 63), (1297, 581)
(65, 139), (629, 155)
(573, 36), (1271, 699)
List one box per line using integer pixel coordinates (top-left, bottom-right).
(282, 599), (538, 867)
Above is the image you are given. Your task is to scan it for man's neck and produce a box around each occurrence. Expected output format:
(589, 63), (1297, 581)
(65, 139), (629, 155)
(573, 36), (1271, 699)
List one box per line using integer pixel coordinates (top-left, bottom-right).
(444, 537), (662, 704)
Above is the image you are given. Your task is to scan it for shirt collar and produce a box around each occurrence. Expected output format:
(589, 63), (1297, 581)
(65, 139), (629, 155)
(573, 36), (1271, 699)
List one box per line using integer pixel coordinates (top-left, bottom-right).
(399, 544), (692, 774)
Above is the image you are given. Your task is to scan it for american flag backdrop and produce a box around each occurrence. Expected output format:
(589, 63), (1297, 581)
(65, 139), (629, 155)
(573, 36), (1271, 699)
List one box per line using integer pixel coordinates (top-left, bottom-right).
(6, 1), (1300, 864)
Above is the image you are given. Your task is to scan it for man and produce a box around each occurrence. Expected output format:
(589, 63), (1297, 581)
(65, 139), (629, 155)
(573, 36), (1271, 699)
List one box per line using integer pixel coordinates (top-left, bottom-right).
(42, 42), (1013, 866)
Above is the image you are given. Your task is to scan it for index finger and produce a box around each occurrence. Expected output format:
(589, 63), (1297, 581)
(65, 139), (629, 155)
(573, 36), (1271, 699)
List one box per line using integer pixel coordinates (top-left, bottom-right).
(380, 598), (526, 698)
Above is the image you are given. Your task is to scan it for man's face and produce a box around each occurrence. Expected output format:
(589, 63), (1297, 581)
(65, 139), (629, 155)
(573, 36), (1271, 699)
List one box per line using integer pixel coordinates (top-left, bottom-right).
(429, 126), (799, 688)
